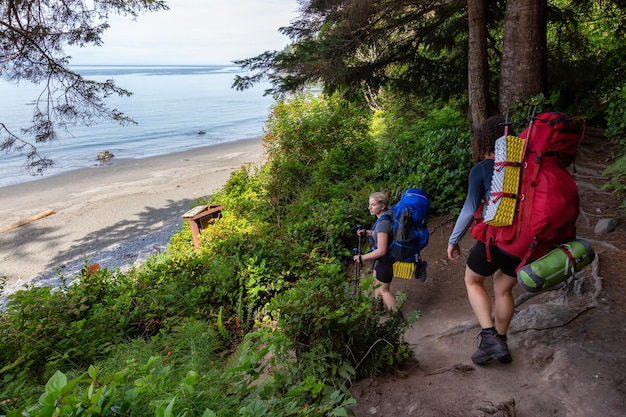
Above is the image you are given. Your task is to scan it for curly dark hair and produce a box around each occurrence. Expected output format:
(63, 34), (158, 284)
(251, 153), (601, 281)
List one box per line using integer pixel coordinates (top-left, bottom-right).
(471, 116), (516, 162)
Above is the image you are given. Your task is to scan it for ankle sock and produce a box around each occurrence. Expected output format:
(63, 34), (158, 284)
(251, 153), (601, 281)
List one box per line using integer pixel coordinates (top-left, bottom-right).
(481, 327), (497, 335)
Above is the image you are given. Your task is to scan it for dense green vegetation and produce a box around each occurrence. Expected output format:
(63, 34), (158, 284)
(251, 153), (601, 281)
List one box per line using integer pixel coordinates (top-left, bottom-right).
(0, 94), (473, 416)
(1, 86), (625, 417)
(1, 89), (625, 416)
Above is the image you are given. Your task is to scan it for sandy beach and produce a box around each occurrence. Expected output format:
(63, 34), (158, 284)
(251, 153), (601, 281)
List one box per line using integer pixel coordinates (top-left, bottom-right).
(0, 138), (265, 303)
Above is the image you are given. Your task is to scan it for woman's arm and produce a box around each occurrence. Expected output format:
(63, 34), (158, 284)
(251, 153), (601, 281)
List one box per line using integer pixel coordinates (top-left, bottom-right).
(448, 163), (487, 247)
(361, 232), (388, 261)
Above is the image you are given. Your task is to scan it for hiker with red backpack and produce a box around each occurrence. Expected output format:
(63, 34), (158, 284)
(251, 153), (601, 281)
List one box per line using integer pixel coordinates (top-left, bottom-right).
(447, 112), (585, 365)
(447, 116), (517, 364)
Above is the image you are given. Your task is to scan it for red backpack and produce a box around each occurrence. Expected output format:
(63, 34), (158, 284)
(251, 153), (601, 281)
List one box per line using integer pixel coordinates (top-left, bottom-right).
(485, 112), (585, 270)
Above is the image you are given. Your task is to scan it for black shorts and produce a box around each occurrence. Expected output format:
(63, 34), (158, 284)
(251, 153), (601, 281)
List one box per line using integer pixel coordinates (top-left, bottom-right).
(373, 259), (394, 284)
(467, 241), (523, 278)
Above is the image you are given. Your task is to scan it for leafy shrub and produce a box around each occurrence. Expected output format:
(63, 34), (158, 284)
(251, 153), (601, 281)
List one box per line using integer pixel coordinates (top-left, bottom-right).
(263, 92), (375, 209)
(2, 320), (358, 417)
(0, 267), (133, 380)
(602, 155), (626, 211)
(605, 84), (626, 144)
(269, 269), (413, 380)
(603, 84), (626, 210)
(372, 102), (472, 214)
(505, 92), (554, 133)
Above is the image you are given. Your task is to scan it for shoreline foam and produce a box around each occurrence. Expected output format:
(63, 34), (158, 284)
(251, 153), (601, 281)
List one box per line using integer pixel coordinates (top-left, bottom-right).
(0, 137), (265, 306)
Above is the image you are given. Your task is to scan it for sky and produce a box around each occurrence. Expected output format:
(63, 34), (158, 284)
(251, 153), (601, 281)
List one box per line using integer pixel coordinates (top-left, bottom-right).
(67, 0), (301, 65)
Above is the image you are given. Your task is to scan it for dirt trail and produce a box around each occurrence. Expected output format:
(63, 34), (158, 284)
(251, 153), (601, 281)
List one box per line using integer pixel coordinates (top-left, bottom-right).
(351, 131), (626, 416)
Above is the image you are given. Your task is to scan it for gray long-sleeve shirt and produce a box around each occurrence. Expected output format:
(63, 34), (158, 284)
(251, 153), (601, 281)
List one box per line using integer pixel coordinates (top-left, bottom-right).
(448, 159), (494, 247)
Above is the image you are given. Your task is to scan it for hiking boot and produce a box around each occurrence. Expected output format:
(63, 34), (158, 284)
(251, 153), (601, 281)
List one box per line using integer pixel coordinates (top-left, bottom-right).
(497, 333), (513, 364)
(395, 310), (408, 326)
(471, 329), (511, 365)
(414, 260), (428, 282)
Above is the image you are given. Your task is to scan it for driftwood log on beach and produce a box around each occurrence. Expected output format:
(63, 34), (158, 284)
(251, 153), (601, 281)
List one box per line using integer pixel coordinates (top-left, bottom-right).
(0, 209), (55, 235)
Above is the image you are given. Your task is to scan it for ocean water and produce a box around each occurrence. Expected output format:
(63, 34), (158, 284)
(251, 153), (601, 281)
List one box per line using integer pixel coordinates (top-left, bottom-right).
(0, 65), (275, 188)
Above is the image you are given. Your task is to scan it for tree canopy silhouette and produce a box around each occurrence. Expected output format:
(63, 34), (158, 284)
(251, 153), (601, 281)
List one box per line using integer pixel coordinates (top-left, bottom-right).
(235, 0), (625, 128)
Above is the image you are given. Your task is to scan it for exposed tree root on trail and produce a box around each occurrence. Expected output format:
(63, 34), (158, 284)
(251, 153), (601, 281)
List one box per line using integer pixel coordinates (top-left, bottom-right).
(475, 398), (517, 417)
(425, 363), (474, 376)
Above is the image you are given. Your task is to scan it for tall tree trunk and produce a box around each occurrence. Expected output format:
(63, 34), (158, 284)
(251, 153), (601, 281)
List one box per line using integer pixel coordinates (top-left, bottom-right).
(498, 0), (547, 113)
(467, 0), (492, 132)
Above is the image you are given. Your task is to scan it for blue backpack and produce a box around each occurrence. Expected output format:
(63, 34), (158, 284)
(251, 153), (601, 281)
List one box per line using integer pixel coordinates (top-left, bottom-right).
(387, 188), (430, 262)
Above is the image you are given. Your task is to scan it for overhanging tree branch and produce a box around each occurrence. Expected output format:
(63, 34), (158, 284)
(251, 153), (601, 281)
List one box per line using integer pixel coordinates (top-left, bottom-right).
(0, 0), (168, 174)
(234, 0), (467, 99)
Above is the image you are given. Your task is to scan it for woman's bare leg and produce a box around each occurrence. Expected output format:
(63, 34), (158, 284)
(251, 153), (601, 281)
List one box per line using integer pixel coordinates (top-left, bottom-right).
(464, 265), (493, 329)
(374, 280), (397, 310)
(492, 270), (517, 335)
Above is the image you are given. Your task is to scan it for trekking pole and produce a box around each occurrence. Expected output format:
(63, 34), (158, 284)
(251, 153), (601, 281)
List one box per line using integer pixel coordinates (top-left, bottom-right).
(353, 224), (363, 296)
(353, 247), (360, 296)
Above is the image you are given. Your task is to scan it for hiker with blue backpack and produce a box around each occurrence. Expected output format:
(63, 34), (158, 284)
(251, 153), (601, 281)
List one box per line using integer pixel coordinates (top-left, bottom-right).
(447, 116), (518, 365)
(353, 192), (400, 313)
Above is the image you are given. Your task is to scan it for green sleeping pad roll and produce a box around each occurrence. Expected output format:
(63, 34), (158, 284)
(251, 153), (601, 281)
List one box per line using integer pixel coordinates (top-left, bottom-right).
(517, 239), (595, 293)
